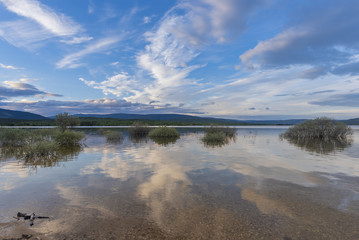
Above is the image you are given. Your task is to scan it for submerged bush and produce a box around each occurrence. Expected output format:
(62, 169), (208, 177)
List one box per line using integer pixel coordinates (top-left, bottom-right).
(0, 128), (30, 147)
(150, 136), (179, 146)
(104, 130), (124, 143)
(148, 126), (180, 138)
(202, 126), (236, 147)
(0, 128), (84, 167)
(202, 131), (228, 147)
(205, 126), (236, 138)
(280, 117), (353, 141)
(53, 130), (85, 147)
(23, 141), (58, 160)
(128, 122), (151, 138)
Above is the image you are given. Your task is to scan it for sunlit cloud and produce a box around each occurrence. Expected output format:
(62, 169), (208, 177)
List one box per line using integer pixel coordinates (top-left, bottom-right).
(0, 97), (203, 116)
(239, 0), (359, 76)
(79, 72), (138, 97)
(0, 81), (61, 99)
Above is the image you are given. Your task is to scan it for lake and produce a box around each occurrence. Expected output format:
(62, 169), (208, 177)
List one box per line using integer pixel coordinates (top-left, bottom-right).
(1, 127), (359, 239)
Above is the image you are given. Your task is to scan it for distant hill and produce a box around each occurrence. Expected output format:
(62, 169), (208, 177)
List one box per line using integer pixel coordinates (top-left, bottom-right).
(0, 109), (357, 125)
(0, 108), (47, 120)
(75, 113), (244, 124)
(341, 118), (359, 125)
(244, 119), (307, 125)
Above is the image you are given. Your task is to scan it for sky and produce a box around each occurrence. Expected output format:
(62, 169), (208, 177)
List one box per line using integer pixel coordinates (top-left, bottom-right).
(0, 0), (358, 120)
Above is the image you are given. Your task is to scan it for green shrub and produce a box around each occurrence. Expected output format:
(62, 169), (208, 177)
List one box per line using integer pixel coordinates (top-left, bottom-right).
(148, 126), (180, 138)
(280, 117), (353, 141)
(128, 122), (151, 138)
(54, 130), (85, 147)
(55, 112), (80, 132)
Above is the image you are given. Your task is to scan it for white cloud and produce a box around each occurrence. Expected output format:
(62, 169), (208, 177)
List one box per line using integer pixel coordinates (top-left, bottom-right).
(88, 0), (95, 14)
(196, 65), (359, 119)
(0, 0), (82, 36)
(143, 16), (151, 24)
(56, 36), (123, 69)
(79, 72), (138, 97)
(130, 0), (262, 105)
(0, 63), (19, 70)
(0, 97), (202, 116)
(239, 0), (359, 71)
(0, 0), (89, 48)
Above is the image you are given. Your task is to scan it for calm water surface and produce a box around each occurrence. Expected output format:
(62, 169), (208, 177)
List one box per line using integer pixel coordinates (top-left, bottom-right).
(1, 127), (359, 239)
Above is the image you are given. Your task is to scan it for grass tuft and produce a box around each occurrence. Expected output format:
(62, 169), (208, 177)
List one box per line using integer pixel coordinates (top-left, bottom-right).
(148, 126), (180, 138)
(128, 122), (151, 138)
(104, 130), (124, 143)
(0, 128), (85, 166)
(53, 130), (85, 147)
(202, 126), (236, 147)
(280, 117), (353, 141)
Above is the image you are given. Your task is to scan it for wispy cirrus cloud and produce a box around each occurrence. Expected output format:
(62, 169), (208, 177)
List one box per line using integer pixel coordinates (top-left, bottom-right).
(0, 0), (82, 36)
(0, 20), (52, 48)
(60, 36), (93, 45)
(127, 0), (264, 105)
(0, 0), (90, 47)
(310, 93), (359, 108)
(56, 36), (124, 69)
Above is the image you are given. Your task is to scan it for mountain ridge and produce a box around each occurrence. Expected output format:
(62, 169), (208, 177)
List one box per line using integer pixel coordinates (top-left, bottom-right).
(0, 108), (48, 120)
(0, 108), (358, 125)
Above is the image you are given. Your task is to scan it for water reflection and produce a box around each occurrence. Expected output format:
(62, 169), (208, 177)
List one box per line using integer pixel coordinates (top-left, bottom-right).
(0, 145), (81, 168)
(202, 136), (236, 148)
(201, 127), (236, 148)
(1, 128), (359, 239)
(129, 135), (149, 144)
(150, 136), (180, 146)
(282, 137), (353, 154)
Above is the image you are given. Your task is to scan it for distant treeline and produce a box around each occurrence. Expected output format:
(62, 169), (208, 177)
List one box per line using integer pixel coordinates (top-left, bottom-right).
(0, 117), (250, 126)
(0, 117), (358, 126)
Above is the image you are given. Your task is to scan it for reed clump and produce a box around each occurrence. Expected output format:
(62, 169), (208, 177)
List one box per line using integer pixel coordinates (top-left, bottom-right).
(0, 128), (30, 147)
(0, 128), (85, 163)
(280, 117), (353, 141)
(103, 130), (124, 143)
(202, 126), (236, 147)
(148, 126), (180, 138)
(128, 122), (151, 138)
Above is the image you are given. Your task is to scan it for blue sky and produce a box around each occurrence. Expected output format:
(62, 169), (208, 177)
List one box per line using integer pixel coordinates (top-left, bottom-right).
(0, 0), (358, 119)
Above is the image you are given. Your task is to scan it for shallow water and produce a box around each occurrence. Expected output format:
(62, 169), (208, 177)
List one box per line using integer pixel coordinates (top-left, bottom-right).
(1, 127), (359, 239)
